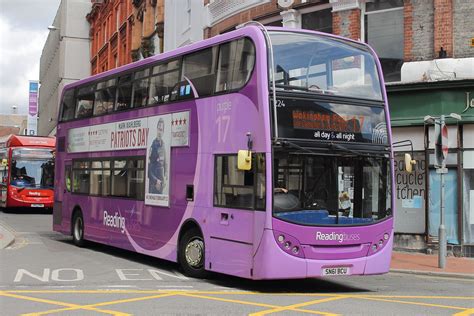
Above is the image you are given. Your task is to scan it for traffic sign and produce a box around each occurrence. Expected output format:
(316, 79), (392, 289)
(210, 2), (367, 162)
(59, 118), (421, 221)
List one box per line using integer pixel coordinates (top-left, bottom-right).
(441, 122), (448, 160)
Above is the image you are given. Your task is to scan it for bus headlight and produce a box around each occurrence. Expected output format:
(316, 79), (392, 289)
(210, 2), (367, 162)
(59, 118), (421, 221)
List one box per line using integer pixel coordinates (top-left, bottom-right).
(384, 233), (389, 240)
(371, 244), (377, 251)
(273, 230), (305, 258)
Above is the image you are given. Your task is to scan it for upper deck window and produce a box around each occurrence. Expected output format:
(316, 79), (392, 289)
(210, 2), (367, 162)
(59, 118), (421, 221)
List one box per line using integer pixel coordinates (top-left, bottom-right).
(148, 59), (181, 105)
(94, 78), (117, 116)
(216, 38), (255, 93)
(181, 47), (217, 97)
(61, 89), (76, 121)
(116, 74), (133, 111)
(75, 85), (95, 119)
(269, 31), (383, 101)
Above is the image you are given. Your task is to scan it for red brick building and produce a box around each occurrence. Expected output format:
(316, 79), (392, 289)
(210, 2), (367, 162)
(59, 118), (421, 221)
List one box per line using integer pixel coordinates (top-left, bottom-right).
(87, 0), (164, 75)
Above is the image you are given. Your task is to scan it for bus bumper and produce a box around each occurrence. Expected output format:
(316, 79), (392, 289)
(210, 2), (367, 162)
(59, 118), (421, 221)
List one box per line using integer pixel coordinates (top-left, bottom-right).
(252, 229), (393, 280)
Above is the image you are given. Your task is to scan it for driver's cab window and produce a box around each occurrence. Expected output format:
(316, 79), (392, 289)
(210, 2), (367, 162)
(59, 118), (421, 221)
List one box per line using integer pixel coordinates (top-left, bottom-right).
(214, 153), (265, 210)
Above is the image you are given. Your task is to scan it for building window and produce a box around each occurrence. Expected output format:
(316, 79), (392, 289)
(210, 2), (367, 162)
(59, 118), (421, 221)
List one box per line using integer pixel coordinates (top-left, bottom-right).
(365, 0), (404, 82)
(184, 0), (191, 32)
(116, 6), (120, 31)
(103, 22), (107, 44)
(302, 8), (332, 33)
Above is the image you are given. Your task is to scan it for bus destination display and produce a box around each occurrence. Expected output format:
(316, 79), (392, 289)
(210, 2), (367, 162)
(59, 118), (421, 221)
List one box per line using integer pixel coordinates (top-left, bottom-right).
(275, 98), (387, 144)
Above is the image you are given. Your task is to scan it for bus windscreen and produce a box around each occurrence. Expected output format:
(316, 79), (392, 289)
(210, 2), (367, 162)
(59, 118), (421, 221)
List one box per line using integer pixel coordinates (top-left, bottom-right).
(11, 148), (55, 188)
(270, 31), (383, 101)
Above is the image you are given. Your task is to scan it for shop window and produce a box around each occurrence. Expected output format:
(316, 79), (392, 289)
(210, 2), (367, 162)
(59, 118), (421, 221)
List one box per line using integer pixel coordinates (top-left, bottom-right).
(463, 151), (474, 244)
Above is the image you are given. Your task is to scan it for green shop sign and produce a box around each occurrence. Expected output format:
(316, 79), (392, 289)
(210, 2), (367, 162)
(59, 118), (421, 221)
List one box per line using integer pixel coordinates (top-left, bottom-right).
(386, 80), (474, 126)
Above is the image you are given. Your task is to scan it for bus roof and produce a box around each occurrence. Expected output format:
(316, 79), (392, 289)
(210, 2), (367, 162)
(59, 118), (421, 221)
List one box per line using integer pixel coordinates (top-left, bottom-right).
(61, 25), (269, 92)
(0, 135), (56, 148)
(61, 25), (378, 95)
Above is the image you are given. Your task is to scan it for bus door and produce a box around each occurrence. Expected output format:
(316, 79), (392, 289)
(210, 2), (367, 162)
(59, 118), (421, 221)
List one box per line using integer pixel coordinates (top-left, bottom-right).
(56, 160), (72, 231)
(209, 154), (265, 278)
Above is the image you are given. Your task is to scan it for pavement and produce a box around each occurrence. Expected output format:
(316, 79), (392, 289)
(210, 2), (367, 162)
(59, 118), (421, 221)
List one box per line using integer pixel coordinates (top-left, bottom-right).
(390, 251), (474, 279)
(0, 220), (15, 249)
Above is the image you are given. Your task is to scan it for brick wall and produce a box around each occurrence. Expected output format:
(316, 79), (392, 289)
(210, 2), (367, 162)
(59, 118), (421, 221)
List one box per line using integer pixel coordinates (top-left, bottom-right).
(332, 9), (360, 41)
(453, 0), (474, 58)
(403, 0), (413, 61)
(205, 0), (280, 38)
(410, 0), (434, 60)
(433, 0), (453, 57)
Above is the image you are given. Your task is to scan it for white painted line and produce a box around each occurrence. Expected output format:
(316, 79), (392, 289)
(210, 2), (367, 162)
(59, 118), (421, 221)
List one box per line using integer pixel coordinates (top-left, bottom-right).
(44, 285), (77, 288)
(101, 285), (138, 288)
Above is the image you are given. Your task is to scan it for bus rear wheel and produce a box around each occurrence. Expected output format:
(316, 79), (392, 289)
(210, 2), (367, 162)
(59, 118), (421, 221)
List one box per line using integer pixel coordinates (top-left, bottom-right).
(179, 229), (207, 278)
(72, 211), (86, 247)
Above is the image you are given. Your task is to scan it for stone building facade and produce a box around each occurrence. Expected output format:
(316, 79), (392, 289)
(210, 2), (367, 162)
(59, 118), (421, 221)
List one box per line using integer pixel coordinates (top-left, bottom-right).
(38, 0), (91, 136)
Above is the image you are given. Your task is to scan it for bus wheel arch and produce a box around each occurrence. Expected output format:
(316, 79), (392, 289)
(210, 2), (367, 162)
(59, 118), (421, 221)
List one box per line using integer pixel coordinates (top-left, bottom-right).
(178, 220), (207, 278)
(71, 207), (86, 247)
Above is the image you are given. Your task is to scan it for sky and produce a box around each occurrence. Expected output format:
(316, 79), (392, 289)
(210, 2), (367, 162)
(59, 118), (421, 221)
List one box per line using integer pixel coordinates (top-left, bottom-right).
(0, 0), (61, 115)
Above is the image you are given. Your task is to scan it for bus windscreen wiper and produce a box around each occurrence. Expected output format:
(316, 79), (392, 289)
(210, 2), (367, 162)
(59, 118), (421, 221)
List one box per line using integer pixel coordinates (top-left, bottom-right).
(330, 142), (389, 157)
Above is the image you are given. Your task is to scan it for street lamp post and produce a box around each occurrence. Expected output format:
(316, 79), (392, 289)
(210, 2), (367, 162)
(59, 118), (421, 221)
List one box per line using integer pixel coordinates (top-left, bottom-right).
(424, 113), (461, 269)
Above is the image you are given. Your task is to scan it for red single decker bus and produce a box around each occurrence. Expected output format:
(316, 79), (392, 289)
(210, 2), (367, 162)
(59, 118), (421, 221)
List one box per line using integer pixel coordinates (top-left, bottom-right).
(0, 135), (55, 211)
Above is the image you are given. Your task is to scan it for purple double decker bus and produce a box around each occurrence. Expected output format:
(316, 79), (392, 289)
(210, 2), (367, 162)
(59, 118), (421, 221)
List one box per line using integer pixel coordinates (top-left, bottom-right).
(53, 25), (394, 279)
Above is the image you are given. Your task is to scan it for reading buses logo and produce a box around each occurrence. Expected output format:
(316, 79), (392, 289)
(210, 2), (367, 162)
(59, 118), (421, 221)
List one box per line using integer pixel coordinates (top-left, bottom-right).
(315, 231), (360, 243)
(103, 211), (126, 234)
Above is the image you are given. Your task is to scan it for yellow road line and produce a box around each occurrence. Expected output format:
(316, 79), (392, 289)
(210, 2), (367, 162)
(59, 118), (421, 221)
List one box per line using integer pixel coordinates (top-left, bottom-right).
(3, 290), (474, 300)
(27, 292), (179, 315)
(356, 296), (468, 311)
(179, 292), (340, 315)
(249, 296), (346, 316)
(0, 291), (127, 316)
(453, 308), (474, 316)
(177, 292), (277, 308)
(353, 295), (474, 300)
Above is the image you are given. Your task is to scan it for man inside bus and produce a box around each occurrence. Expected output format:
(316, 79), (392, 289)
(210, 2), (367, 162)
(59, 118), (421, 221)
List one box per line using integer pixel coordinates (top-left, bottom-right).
(148, 118), (167, 194)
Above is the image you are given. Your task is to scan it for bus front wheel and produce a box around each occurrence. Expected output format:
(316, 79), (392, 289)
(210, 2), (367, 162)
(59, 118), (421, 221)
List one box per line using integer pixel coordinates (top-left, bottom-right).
(179, 229), (207, 278)
(72, 211), (86, 247)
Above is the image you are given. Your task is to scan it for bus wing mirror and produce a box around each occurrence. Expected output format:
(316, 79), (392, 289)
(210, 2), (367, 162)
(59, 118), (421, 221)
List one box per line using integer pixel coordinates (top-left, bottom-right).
(404, 153), (416, 173)
(238, 150), (252, 171)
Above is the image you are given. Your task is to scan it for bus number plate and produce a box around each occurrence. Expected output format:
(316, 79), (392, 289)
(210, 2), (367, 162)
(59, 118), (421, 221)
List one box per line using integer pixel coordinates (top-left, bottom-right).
(31, 204), (44, 208)
(322, 267), (350, 276)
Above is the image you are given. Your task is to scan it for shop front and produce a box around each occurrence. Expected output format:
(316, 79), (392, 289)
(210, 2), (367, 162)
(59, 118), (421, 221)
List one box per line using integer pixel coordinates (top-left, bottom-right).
(387, 79), (474, 257)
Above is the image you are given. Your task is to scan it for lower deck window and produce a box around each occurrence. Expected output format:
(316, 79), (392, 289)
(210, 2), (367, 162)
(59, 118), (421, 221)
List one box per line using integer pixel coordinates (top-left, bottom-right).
(72, 157), (145, 199)
(214, 154), (265, 210)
